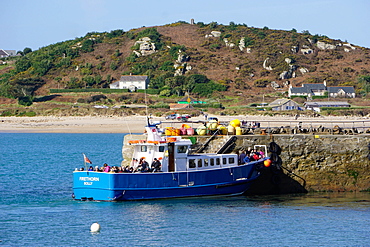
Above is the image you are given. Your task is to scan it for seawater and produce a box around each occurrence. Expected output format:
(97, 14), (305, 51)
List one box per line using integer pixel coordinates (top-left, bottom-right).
(0, 133), (370, 247)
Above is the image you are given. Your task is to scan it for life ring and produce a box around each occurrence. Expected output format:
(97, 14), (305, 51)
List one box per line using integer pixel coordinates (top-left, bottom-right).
(166, 137), (177, 142)
(147, 141), (159, 144)
(128, 140), (139, 144)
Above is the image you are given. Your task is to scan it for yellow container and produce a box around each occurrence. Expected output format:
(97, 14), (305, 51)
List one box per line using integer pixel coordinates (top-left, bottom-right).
(174, 129), (181, 136)
(165, 127), (173, 136)
(197, 126), (207, 136)
(227, 125), (235, 135)
(230, 119), (241, 128)
(235, 126), (242, 135)
(218, 125), (227, 135)
(182, 124), (190, 129)
(207, 120), (218, 130)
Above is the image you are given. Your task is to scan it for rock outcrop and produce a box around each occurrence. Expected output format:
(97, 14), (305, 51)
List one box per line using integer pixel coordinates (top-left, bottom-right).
(134, 37), (156, 56)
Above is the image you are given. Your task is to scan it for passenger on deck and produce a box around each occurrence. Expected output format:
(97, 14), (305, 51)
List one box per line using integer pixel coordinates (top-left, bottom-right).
(252, 152), (260, 161)
(243, 155), (250, 163)
(110, 166), (118, 173)
(238, 151), (246, 165)
(141, 159), (149, 172)
(137, 158), (149, 172)
(131, 158), (139, 170)
(94, 166), (100, 172)
(151, 158), (162, 172)
(103, 163), (111, 172)
(88, 166), (93, 171)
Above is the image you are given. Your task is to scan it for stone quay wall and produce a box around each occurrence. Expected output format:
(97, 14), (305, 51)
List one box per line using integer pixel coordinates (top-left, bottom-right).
(202, 134), (370, 192)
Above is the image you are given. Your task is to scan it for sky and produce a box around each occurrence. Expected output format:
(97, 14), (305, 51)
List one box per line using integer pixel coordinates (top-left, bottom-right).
(1, 0), (369, 52)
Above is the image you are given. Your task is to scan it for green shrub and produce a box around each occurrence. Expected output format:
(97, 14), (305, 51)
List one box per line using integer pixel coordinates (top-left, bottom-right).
(18, 96), (33, 106)
(25, 111), (36, 117)
(149, 103), (170, 109)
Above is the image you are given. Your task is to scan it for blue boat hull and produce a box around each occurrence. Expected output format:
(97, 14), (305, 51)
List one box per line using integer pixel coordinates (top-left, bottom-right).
(73, 162), (261, 201)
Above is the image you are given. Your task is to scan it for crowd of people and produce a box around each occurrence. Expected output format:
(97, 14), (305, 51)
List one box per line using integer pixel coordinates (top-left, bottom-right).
(78, 157), (162, 173)
(238, 147), (265, 165)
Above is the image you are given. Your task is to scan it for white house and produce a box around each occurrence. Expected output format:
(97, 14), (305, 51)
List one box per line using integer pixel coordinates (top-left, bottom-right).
(0, 49), (17, 58)
(109, 75), (149, 91)
(289, 81), (355, 98)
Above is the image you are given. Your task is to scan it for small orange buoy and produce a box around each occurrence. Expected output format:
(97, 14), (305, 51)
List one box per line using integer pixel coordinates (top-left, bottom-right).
(264, 159), (272, 167)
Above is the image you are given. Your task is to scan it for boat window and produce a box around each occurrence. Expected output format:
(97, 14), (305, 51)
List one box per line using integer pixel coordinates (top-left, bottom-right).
(159, 146), (165, 152)
(210, 158), (214, 166)
(204, 159), (209, 167)
(198, 159), (202, 167)
(222, 157), (227, 165)
(189, 159), (196, 168)
(141, 146), (147, 152)
(177, 146), (187, 153)
(216, 158), (220, 166)
(228, 157), (235, 164)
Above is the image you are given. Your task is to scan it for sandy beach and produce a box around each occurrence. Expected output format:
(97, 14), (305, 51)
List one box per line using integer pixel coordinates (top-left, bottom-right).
(1, 115), (369, 133)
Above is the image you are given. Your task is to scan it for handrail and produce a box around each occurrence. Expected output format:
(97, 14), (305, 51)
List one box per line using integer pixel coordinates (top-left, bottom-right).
(216, 136), (237, 154)
(195, 129), (220, 153)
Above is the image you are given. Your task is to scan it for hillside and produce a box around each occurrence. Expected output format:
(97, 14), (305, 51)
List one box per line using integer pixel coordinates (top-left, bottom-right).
(0, 21), (370, 110)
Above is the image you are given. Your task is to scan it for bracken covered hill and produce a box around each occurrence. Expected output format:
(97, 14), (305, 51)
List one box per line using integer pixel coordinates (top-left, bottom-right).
(1, 21), (370, 106)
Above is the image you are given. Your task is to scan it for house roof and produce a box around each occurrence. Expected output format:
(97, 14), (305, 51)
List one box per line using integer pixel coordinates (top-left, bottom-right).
(327, 86), (355, 94)
(0, 49), (9, 57)
(304, 101), (350, 107)
(290, 87), (308, 94)
(169, 103), (194, 110)
(290, 83), (327, 94)
(268, 98), (292, 107)
(109, 81), (119, 87)
(120, 75), (148, 82)
(302, 83), (326, 90)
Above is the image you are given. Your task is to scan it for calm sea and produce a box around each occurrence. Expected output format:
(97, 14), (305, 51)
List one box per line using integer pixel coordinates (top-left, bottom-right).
(0, 133), (370, 247)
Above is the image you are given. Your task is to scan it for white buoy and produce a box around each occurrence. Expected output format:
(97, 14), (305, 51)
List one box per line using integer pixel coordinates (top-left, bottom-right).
(90, 222), (101, 233)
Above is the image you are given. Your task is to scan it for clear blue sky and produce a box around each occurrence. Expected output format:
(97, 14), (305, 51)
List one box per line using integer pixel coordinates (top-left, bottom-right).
(1, 0), (369, 51)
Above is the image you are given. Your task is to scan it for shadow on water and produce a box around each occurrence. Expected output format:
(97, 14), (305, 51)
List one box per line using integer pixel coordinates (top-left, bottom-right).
(245, 164), (308, 196)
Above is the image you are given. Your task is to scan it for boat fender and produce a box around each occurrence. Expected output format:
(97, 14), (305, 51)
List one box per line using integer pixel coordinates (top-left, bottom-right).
(164, 150), (169, 157)
(263, 159), (272, 167)
(90, 222), (101, 233)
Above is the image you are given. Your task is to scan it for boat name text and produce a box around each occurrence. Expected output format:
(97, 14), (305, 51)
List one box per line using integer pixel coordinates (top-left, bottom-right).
(79, 177), (100, 182)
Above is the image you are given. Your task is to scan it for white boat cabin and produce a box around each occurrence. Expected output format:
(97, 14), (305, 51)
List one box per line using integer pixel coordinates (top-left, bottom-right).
(127, 124), (239, 173)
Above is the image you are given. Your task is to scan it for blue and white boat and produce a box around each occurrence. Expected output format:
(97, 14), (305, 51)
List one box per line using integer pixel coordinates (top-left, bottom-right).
(72, 121), (268, 201)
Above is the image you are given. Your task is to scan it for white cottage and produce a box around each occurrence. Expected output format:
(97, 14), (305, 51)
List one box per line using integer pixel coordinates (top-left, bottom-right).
(110, 75), (149, 91)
